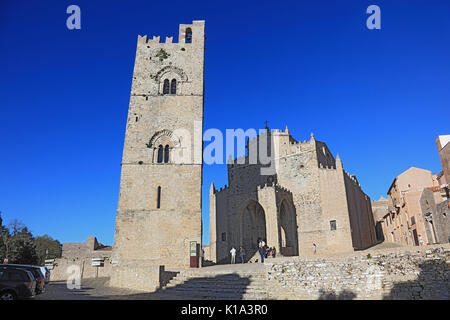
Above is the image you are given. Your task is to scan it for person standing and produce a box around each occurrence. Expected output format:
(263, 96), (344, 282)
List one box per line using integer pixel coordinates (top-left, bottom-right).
(418, 235), (424, 246)
(239, 246), (245, 264)
(272, 247), (276, 258)
(230, 246), (236, 264)
(313, 243), (317, 255)
(258, 239), (266, 263)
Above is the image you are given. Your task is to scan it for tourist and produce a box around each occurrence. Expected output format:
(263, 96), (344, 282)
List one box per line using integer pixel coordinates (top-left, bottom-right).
(418, 235), (424, 246)
(239, 246), (245, 263)
(230, 246), (236, 264)
(272, 247), (276, 258)
(265, 246), (271, 258)
(258, 239), (266, 263)
(313, 243), (317, 255)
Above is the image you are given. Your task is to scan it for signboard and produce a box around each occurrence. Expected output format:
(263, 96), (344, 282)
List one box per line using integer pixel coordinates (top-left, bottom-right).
(190, 241), (197, 257)
(91, 258), (104, 267)
(190, 241), (198, 268)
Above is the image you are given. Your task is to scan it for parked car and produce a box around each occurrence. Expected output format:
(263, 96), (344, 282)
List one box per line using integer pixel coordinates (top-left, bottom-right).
(1, 265), (46, 294)
(39, 266), (50, 284)
(0, 268), (37, 300)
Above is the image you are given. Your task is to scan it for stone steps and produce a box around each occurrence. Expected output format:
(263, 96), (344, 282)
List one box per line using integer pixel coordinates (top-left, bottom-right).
(159, 266), (271, 299)
(163, 286), (267, 295)
(162, 287), (267, 299)
(166, 280), (266, 289)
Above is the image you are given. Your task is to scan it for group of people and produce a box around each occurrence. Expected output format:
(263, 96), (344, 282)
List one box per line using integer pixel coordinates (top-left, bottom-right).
(229, 238), (277, 264)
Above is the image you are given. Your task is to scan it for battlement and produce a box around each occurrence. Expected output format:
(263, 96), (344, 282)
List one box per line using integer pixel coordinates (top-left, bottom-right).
(319, 163), (337, 170)
(214, 184), (230, 195)
(344, 170), (361, 187)
(256, 182), (292, 195)
(137, 20), (205, 46)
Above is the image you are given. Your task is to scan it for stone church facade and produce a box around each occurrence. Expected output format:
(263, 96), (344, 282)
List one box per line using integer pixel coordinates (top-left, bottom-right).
(110, 21), (205, 290)
(210, 128), (377, 263)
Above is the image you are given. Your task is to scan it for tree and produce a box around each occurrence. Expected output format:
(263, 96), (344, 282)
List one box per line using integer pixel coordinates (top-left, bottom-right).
(35, 234), (62, 265)
(0, 211), (9, 262)
(7, 220), (38, 265)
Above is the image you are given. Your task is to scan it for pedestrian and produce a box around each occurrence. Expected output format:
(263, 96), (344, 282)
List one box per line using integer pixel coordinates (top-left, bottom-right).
(258, 239), (266, 263)
(272, 247), (276, 258)
(239, 246), (245, 263)
(313, 243), (317, 255)
(230, 246), (236, 264)
(418, 235), (424, 246)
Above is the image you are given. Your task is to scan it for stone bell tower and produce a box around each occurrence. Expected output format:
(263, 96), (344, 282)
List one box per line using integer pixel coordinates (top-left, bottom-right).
(111, 21), (205, 285)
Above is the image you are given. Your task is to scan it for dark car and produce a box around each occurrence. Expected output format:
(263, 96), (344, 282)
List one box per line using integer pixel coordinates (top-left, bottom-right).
(1, 265), (46, 294)
(0, 268), (37, 300)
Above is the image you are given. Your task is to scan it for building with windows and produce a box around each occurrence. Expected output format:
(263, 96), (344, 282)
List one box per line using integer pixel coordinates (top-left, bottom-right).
(209, 129), (377, 263)
(381, 167), (439, 246)
(418, 135), (450, 244)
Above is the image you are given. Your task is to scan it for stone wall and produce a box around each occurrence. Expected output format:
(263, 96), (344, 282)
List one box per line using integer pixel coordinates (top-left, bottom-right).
(420, 189), (450, 244)
(437, 135), (450, 184)
(266, 244), (450, 300)
(50, 256), (112, 281)
(343, 170), (377, 249)
(110, 261), (162, 292)
(50, 237), (112, 281)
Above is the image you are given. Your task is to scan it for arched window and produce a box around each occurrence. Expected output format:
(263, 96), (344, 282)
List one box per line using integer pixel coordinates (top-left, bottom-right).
(164, 145), (170, 163)
(157, 186), (161, 209)
(170, 79), (177, 94)
(163, 79), (170, 94)
(185, 28), (192, 43)
(157, 145), (164, 163)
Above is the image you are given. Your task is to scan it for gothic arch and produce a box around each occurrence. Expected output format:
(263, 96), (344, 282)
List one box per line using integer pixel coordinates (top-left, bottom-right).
(238, 200), (267, 262)
(278, 197), (298, 256)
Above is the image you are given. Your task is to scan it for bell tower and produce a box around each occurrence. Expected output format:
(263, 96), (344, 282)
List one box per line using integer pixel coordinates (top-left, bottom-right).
(111, 21), (205, 273)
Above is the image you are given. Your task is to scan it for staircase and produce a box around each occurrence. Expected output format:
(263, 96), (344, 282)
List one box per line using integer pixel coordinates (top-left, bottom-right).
(160, 264), (270, 299)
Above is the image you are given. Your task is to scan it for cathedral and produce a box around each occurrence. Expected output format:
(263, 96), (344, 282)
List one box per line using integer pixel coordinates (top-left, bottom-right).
(210, 128), (377, 263)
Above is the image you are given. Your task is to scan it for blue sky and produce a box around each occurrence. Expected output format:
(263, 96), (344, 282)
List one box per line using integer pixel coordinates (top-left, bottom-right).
(0, 1), (449, 246)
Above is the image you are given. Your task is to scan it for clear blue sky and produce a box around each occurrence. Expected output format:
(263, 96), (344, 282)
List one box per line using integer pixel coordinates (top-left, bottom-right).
(1, 1), (449, 246)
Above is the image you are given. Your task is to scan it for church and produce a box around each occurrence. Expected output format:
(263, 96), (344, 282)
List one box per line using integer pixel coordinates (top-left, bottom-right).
(210, 128), (377, 263)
